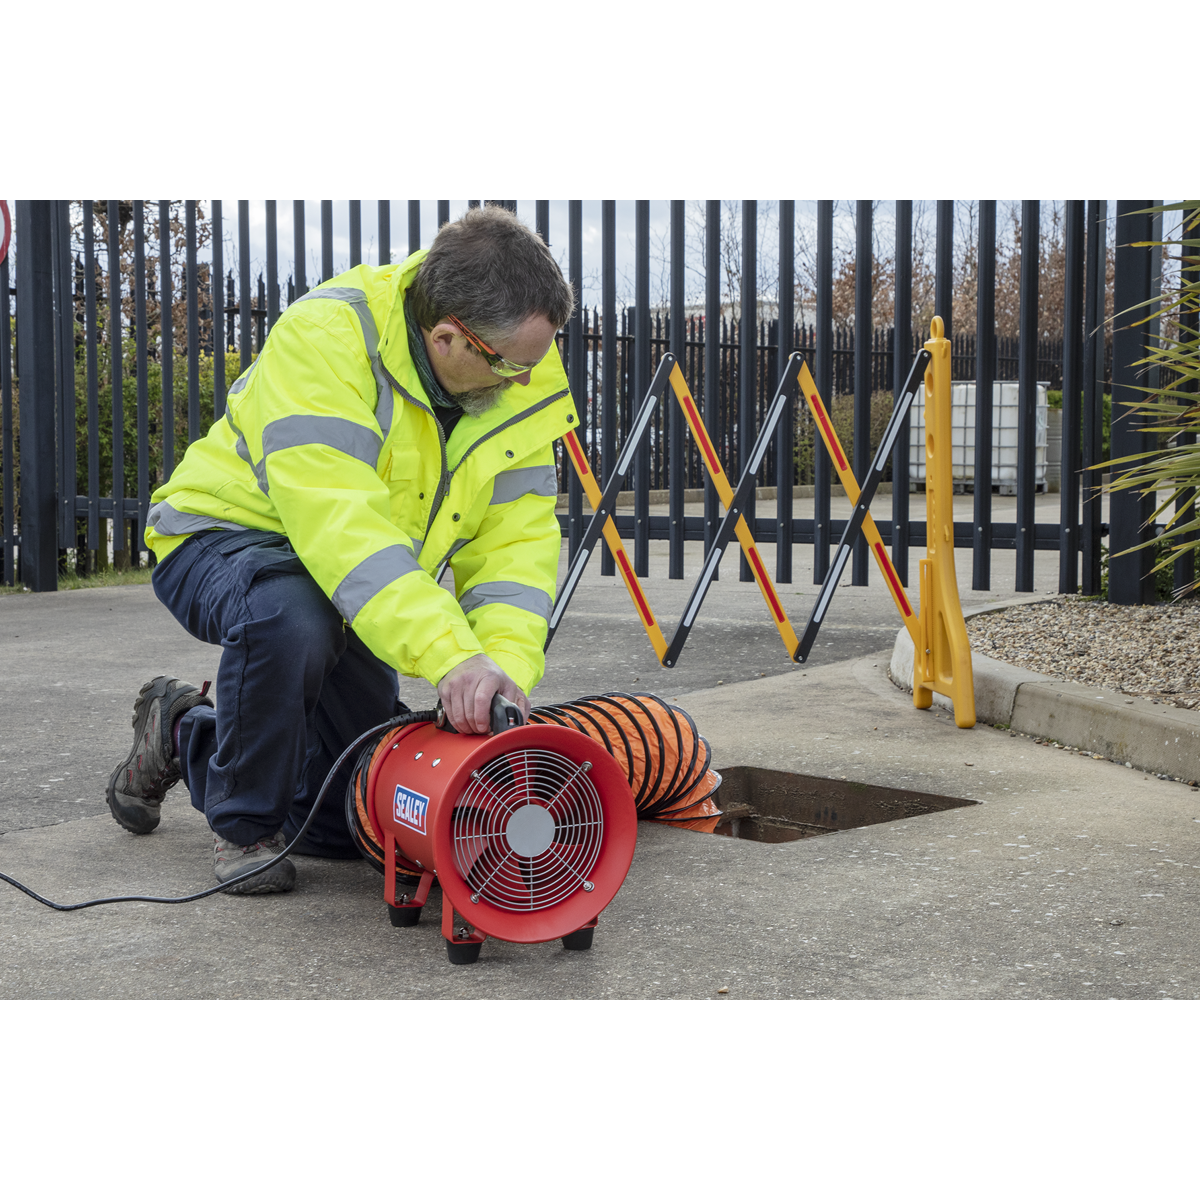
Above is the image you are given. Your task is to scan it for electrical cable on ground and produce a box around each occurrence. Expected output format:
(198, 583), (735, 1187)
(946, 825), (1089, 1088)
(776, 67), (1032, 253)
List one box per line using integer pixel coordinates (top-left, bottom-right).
(4, 692), (721, 913)
(0, 709), (439, 911)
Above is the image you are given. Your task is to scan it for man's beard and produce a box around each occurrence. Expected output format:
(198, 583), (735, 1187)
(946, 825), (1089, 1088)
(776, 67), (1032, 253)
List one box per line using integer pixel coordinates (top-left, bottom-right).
(451, 376), (514, 418)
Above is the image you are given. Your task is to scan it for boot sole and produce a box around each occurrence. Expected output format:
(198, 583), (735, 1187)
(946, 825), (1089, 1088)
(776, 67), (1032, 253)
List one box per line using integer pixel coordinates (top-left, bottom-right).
(218, 862), (297, 895)
(105, 676), (198, 835)
(105, 774), (162, 834)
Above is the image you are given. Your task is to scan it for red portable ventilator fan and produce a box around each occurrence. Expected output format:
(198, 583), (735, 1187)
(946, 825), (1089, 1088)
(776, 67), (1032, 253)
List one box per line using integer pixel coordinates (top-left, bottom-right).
(347, 692), (722, 964)
(348, 706), (638, 963)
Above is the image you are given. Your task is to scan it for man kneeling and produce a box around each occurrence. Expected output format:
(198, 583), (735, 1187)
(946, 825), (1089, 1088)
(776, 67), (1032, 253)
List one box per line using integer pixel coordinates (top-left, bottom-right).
(106, 206), (575, 893)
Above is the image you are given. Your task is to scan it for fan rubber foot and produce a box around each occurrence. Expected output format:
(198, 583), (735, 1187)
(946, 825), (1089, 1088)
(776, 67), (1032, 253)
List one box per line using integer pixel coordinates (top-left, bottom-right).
(446, 939), (482, 965)
(387, 903), (422, 927)
(561, 927), (595, 951)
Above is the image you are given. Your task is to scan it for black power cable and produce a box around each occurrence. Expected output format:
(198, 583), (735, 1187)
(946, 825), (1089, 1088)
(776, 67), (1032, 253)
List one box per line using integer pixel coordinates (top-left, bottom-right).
(0, 709), (440, 912)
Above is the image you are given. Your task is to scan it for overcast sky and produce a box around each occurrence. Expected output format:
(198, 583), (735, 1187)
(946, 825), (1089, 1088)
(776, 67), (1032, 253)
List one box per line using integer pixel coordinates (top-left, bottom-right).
(211, 198), (1021, 313)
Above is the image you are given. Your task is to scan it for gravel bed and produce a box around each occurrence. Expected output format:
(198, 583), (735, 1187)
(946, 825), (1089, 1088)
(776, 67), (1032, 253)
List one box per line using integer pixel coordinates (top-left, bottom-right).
(967, 596), (1200, 709)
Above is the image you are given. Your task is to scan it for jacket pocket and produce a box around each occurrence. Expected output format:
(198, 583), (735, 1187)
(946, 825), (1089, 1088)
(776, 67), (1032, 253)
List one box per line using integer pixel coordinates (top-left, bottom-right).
(211, 530), (310, 588)
(388, 447), (422, 481)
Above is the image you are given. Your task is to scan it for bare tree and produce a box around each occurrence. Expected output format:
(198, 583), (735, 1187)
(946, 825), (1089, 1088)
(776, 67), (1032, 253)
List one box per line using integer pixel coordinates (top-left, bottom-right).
(72, 202), (215, 357)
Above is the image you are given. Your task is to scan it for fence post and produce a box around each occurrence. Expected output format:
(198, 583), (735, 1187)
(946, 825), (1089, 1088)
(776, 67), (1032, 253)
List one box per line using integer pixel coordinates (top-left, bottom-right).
(1174, 206), (1200, 594)
(1081, 200), (1107, 595)
(566, 200), (584, 563)
(107, 200), (127, 567)
(133, 201), (148, 556)
(776, 199), (794, 584)
(814, 200), (833, 584)
(239, 201), (252, 372)
(349, 200), (361, 268)
(739, 200), (756, 582)
(53, 200), (76, 560)
(15, 201), (58, 590)
(186, 201), (199, 443)
(1059, 200), (1085, 594)
(704, 201), (721, 577)
(634, 199), (650, 576)
(892, 200), (913, 586)
(852, 199), (873, 585)
(212, 201), (225, 421)
(601, 200), (616, 577)
(321, 200), (334, 282)
(668, 199), (685, 580)
(1015, 200), (1040, 591)
(936, 200), (953, 344)
(266, 201), (279, 333)
(293, 200), (307, 297)
(378, 201), (390, 265)
(973, 200), (996, 590)
(1108, 200), (1157, 605)
(1, 243), (15, 585)
(408, 201), (421, 256)
(158, 202), (174, 484)
(256, 275), (265, 351)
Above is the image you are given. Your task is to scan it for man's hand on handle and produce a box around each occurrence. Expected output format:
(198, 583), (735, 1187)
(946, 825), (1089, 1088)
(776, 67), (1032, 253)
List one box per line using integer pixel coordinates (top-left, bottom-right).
(437, 653), (530, 735)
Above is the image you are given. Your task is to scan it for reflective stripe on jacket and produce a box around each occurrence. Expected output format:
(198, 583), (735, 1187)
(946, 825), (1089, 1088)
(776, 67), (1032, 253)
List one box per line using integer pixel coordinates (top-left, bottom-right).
(145, 252), (576, 695)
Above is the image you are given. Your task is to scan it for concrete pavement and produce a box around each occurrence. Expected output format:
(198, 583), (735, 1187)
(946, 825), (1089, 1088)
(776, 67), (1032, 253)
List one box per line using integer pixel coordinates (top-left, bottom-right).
(1, 510), (1196, 999)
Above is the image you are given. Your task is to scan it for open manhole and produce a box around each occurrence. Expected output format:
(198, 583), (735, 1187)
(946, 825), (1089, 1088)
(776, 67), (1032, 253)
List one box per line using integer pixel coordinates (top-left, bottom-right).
(712, 766), (977, 842)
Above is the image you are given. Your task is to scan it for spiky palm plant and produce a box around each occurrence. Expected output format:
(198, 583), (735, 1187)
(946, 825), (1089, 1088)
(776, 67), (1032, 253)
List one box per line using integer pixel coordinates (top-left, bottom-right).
(1103, 203), (1200, 594)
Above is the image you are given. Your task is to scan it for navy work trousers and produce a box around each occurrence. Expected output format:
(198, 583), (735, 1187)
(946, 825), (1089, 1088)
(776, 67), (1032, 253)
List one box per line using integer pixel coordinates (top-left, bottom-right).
(152, 529), (402, 856)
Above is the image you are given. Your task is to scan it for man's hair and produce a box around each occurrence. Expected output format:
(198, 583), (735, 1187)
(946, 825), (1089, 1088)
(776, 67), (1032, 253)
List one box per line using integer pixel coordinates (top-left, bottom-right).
(408, 204), (575, 343)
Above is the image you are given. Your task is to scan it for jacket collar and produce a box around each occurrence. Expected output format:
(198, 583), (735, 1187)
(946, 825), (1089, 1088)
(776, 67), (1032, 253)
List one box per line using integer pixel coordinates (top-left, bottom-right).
(377, 251), (576, 454)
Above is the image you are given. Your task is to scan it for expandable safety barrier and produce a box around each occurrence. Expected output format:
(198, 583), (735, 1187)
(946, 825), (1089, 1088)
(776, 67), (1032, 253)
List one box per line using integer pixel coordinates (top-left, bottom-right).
(550, 318), (976, 729)
(546, 353), (802, 665)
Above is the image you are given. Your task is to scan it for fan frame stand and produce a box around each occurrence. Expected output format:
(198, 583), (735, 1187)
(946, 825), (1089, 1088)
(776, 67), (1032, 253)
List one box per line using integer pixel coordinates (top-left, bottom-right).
(385, 857), (435, 927)
(443, 894), (488, 964)
(561, 916), (599, 951)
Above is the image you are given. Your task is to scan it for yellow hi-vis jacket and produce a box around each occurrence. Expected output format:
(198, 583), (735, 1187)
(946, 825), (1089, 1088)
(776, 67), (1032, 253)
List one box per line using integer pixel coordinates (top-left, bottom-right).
(145, 251), (576, 696)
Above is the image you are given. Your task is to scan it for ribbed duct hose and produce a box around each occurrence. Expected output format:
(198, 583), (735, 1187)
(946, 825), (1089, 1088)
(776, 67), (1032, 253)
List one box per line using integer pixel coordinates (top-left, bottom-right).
(528, 693), (722, 832)
(346, 692), (722, 892)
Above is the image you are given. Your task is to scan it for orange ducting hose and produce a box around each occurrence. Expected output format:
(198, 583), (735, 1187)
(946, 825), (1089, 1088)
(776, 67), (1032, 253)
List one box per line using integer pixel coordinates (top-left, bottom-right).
(528, 693), (722, 833)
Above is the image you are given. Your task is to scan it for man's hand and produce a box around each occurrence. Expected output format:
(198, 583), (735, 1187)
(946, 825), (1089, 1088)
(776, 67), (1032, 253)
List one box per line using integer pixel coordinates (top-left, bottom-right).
(437, 653), (530, 735)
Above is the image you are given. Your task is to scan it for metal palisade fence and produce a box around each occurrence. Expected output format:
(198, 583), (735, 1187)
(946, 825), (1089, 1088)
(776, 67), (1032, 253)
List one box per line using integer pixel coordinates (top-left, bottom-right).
(0, 199), (1178, 604)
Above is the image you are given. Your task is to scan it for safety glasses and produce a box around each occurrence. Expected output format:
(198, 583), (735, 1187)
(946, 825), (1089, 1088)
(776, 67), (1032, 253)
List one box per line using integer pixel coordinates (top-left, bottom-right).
(444, 313), (542, 378)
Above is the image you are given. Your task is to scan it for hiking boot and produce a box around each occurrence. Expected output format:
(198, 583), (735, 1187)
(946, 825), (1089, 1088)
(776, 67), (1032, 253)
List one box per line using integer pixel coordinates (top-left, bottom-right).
(106, 676), (215, 834)
(213, 833), (297, 895)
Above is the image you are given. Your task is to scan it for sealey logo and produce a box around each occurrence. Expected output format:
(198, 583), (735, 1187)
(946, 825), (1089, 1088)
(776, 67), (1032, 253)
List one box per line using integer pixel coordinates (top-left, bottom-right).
(393, 785), (430, 835)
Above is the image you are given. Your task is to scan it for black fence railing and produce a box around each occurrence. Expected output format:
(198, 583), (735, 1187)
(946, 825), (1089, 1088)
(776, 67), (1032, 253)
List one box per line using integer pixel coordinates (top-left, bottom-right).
(0, 199), (1172, 607)
(556, 313), (1098, 497)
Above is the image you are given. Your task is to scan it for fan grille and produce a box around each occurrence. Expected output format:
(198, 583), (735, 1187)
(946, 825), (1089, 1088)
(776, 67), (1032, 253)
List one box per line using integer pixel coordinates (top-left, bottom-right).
(452, 748), (603, 912)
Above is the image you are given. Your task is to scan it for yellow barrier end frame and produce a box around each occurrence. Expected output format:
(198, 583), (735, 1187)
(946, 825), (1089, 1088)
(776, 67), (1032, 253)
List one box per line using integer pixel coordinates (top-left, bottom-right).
(915, 317), (975, 728)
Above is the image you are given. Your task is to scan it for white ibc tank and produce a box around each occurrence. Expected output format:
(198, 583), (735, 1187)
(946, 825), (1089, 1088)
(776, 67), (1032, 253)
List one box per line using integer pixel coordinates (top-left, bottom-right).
(908, 381), (1047, 494)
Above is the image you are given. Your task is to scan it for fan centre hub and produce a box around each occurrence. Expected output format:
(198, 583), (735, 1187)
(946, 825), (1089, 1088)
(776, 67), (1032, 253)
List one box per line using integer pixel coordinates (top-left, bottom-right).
(504, 803), (556, 858)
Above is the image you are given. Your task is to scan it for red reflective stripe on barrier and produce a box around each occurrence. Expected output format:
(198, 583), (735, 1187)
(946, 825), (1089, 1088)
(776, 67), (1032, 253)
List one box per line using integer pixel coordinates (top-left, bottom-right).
(615, 547), (655, 627)
(745, 544), (787, 624)
(566, 432), (590, 476)
(810, 395), (847, 471)
(872, 541), (913, 617)
(680, 391), (721, 475)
